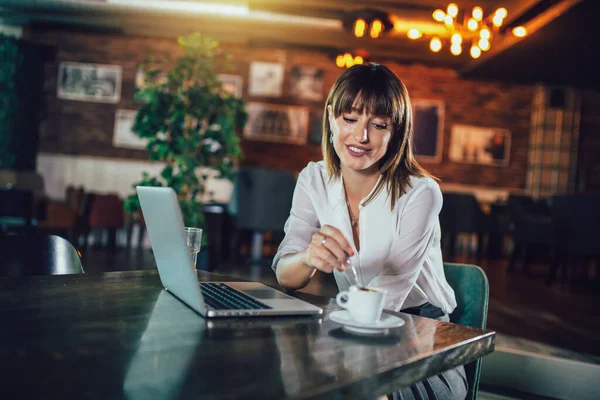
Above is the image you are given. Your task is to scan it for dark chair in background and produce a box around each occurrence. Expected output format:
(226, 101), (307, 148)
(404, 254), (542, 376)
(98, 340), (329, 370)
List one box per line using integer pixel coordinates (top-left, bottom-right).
(0, 234), (84, 277)
(443, 262), (489, 400)
(0, 188), (35, 234)
(439, 192), (486, 261)
(228, 167), (296, 263)
(86, 193), (125, 251)
(38, 185), (85, 242)
(548, 194), (600, 284)
(506, 194), (554, 275)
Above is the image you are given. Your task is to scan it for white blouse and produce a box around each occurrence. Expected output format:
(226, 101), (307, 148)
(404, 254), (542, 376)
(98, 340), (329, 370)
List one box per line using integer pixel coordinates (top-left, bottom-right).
(272, 161), (457, 314)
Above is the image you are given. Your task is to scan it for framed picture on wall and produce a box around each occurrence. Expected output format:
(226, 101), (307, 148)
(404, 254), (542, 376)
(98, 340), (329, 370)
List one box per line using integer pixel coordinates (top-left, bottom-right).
(218, 74), (243, 98)
(412, 99), (444, 163)
(449, 124), (511, 167)
(248, 61), (284, 97)
(289, 65), (325, 102)
(243, 102), (309, 145)
(113, 109), (147, 150)
(57, 61), (122, 103)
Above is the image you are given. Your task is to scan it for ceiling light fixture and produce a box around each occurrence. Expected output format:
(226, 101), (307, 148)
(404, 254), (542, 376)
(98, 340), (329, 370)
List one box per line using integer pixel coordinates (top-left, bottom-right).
(336, 53), (365, 68)
(409, 3), (527, 59)
(343, 9), (394, 39)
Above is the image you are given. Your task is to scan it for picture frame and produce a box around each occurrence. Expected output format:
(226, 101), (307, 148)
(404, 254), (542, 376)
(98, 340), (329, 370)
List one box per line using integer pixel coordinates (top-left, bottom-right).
(248, 61), (284, 97)
(113, 109), (147, 150)
(289, 65), (325, 102)
(449, 124), (511, 167)
(243, 102), (309, 145)
(217, 74), (243, 99)
(57, 61), (122, 103)
(412, 99), (444, 163)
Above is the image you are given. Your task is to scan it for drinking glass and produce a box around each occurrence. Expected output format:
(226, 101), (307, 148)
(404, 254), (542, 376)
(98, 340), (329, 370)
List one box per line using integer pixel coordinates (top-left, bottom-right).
(184, 227), (203, 271)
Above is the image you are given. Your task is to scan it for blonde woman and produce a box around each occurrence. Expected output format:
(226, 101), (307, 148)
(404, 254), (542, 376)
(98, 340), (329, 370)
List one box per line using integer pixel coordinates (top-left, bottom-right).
(272, 64), (467, 400)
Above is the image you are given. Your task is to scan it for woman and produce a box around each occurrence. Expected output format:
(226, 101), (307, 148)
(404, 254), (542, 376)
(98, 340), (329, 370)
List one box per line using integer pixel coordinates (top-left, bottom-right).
(272, 63), (467, 400)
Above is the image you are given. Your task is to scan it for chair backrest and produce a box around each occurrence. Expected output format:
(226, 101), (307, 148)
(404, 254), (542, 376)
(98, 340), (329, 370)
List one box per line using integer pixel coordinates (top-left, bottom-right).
(439, 192), (484, 234)
(228, 167), (296, 232)
(550, 194), (600, 255)
(0, 234), (84, 277)
(0, 188), (34, 228)
(89, 193), (125, 229)
(443, 262), (489, 400)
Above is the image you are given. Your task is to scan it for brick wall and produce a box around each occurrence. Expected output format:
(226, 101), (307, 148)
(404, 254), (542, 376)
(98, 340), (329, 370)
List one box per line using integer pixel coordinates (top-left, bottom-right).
(27, 27), (536, 189)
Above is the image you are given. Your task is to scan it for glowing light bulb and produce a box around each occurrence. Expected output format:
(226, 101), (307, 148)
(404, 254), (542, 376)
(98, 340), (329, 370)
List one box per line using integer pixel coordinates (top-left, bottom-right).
(451, 44), (462, 56)
(444, 15), (454, 26)
(492, 15), (503, 27)
(495, 7), (507, 19)
(430, 36), (442, 52)
(447, 3), (458, 18)
(407, 28), (422, 39)
(479, 38), (490, 51)
(470, 45), (481, 59)
(370, 19), (383, 38)
(433, 9), (445, 22)
(344, 53), (354, 68)
(353, 18), (366, 38)
(472, 6), (483, 21)
(451, 33), (462, 45)
(480, 27), (491, 39)
(512, 26), (527, 37)
(336, 55), (345, 68)
(353, 56), (364, 65)
(467, 18), (478, 31)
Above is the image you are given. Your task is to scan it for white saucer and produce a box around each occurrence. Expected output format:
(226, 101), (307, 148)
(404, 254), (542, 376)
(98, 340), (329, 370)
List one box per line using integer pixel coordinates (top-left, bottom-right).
(329, 310), (405, 335)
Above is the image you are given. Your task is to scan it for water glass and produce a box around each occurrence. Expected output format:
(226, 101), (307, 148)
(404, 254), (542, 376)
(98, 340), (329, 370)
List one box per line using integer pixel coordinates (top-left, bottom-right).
(184, 227), (203, 271)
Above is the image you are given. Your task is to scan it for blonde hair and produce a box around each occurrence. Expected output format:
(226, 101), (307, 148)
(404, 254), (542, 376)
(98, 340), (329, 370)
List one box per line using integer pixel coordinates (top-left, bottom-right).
(322, 63), (435, 209)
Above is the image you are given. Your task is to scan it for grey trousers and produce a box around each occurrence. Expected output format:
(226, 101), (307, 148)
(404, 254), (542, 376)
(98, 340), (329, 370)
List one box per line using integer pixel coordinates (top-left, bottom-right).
(390, 313), (468, 400)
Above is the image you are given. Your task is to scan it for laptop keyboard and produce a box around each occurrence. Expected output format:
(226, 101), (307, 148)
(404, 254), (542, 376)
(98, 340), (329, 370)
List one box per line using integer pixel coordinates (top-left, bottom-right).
(200, 283), (272, 310)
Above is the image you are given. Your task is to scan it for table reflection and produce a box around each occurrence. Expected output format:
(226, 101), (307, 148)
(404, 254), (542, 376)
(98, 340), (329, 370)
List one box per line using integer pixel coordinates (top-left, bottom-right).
(123, 290), (325, 399)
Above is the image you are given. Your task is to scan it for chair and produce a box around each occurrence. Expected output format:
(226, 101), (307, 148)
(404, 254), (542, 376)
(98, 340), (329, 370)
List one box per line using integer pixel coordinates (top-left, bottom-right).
(548, 194), (600, 284)
(0, 234), (84, 277)
(228, 167), (296, 263)
(506, 194), (555, 274)
(439, 193), (486, 260)
(83, 193), (124, 250)
(0, 188), (35, 234)
(443, 262), (489, 400)
(38, 185), (85, 241)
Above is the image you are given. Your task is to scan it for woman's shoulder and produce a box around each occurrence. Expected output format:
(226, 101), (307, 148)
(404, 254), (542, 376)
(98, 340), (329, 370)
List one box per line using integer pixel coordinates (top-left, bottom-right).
(408, 175), (441, 193)
(298, 161), (328, 183)
(395, 175), (442, 209)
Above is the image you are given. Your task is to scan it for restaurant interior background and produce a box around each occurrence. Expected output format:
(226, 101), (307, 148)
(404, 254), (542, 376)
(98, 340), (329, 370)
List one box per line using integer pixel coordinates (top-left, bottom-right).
(1, 0), (599, 398)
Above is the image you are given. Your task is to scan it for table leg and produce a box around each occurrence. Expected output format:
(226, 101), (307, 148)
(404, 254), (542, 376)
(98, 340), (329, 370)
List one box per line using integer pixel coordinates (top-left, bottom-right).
(250, 232), (263, 263)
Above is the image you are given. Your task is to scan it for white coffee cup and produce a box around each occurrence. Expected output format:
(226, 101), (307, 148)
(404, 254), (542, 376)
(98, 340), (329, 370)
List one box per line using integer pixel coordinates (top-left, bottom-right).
(335, 285), (387, 324)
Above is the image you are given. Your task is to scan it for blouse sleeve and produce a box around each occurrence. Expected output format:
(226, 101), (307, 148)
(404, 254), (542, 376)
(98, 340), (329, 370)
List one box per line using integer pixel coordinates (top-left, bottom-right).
(367, 181), (443, 311)
(271, 168), (320, 272)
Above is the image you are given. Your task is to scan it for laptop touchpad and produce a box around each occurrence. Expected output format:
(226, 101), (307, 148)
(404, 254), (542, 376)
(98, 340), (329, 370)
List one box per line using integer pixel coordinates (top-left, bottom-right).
(244, 290), (293, 300)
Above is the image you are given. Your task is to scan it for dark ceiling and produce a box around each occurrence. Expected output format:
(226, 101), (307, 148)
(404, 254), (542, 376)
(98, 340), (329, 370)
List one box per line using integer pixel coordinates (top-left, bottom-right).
(460, 0), (600, 89)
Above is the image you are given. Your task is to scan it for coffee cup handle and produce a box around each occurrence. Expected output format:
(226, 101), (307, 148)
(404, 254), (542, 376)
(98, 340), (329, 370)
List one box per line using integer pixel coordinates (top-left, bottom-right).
(336, 291), (351, 309)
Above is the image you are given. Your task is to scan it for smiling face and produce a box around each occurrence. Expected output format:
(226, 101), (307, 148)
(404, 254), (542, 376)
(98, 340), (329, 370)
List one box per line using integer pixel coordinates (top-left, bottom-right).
(328, 103), (392, 175)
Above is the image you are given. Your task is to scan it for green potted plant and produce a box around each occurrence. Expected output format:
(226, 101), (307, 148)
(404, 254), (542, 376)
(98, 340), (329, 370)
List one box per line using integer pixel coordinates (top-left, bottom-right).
(124, 33), (246, 259)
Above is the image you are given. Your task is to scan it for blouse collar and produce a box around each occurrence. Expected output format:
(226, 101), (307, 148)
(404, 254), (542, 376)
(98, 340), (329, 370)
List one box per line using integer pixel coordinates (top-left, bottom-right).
(328, 171), (384, 209)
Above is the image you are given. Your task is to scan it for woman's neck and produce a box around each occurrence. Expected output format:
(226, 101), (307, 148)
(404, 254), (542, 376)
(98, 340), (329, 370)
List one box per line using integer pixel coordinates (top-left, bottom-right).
(341, 164), (381, 203)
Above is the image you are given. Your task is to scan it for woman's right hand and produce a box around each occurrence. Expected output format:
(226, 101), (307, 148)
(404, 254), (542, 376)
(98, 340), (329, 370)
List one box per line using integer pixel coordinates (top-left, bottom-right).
(304, 225), (355, 273)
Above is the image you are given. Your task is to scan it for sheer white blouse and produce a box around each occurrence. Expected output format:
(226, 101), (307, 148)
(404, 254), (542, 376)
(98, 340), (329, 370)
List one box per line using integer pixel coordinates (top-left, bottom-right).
(272, 161), (457, 314)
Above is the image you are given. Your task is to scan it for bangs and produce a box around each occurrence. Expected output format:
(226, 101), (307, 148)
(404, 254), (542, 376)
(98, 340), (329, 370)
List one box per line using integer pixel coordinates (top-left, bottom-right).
(331, 66), (405, 125)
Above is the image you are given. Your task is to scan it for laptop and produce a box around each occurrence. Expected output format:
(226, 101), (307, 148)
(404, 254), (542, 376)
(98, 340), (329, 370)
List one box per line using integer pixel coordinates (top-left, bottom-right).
(136, 186), (324, 318)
